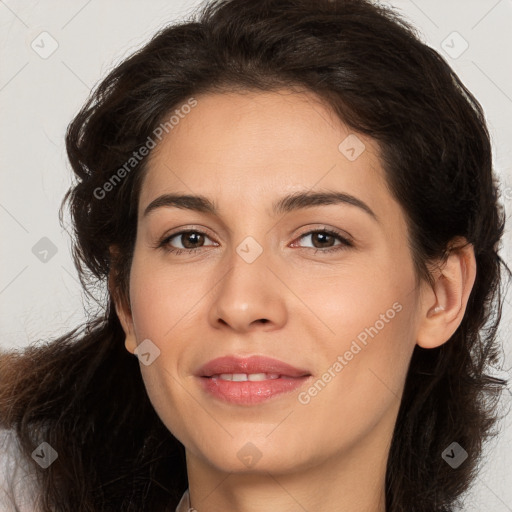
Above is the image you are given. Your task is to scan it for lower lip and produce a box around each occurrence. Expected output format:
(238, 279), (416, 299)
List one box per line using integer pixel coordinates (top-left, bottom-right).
(199, 375), (311, 405)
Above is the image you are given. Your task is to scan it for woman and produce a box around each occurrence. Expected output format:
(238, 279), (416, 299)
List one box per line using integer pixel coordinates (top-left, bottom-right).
(0, 0), (509, 510)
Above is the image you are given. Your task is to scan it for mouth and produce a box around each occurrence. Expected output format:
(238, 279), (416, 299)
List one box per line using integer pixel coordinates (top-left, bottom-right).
(208, 372), (284, 381)
(196, 355), (312, 405)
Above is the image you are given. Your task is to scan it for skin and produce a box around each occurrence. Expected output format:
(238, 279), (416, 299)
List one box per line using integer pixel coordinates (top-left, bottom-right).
(114, 89), (476, 512)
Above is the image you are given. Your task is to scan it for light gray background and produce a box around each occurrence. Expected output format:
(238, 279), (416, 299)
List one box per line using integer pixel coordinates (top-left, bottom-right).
(1, 0), (511, 510)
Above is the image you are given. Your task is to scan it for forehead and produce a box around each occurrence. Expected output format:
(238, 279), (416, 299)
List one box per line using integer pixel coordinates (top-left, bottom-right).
(139, 89), (392, 219)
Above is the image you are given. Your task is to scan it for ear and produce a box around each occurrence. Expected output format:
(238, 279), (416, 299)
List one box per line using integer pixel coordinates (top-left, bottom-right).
(108, 246), (137, 355)
(416, 239), (477, 349)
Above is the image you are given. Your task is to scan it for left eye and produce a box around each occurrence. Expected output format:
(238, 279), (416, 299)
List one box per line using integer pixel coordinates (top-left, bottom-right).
(291, 229), (353, 253)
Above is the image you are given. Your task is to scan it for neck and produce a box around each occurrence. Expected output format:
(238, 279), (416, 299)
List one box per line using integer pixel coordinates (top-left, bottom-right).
(184, 429), (390, 512)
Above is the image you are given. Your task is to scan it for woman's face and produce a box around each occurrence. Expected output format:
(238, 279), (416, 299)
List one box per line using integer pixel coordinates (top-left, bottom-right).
(121, 89), (426, 476)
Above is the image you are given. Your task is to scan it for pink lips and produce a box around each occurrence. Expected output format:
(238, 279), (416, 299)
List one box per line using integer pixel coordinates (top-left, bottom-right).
(196, 355), (312, 405)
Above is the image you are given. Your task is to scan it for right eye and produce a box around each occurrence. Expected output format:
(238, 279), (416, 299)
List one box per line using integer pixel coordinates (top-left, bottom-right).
(158, 229), (218, 255)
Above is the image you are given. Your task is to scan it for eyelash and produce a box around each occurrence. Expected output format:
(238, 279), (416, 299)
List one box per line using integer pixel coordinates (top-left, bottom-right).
(156, 228), (353, 256)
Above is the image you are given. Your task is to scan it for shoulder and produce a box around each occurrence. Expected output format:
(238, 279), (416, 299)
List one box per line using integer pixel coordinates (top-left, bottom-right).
(0, 428), (41, 511)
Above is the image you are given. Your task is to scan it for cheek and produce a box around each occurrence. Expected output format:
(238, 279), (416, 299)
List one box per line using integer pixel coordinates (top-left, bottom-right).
(128, 251), (192, 340)
(294, 254), (415, 349)
(293, 297), (417, 457)
(126, 254), (199, 442)
(301, 258), (418, 409)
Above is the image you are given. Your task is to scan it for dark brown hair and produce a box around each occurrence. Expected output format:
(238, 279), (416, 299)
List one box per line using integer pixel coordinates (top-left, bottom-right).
(0, 0), (509, 510)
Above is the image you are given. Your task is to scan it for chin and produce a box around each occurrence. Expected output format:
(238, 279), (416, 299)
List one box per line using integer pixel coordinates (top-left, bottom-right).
(192, 433), (315, 475)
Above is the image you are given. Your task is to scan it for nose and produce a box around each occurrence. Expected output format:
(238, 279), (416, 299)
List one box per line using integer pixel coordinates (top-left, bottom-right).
(207, 246), (288, 333)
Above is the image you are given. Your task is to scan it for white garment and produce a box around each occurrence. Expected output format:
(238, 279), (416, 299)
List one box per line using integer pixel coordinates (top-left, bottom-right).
(0, 428), (40, 511)
(176, 488), (192, 511)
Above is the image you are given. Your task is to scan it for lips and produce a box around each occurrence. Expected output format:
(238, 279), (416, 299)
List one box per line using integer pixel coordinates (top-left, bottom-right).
(196, 355), (312, 405)
(197, 355), (311, 378)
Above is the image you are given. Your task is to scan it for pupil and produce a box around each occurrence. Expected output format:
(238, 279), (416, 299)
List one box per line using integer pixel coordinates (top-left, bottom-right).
(314, 233), (332, 248)
(184, 232), (203, 248)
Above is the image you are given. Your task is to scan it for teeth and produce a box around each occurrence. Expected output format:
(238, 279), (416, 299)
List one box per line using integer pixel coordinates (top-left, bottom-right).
(248, 373), (270, 381)
(215, 373), (280, 381)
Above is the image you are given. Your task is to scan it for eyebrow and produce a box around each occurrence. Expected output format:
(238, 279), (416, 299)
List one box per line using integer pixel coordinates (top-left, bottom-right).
(143, 190), (378, 221)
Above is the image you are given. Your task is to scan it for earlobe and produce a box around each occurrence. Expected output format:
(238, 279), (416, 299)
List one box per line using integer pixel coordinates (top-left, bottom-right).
(124, 333), (137, 355)
(416, 241), (476, 349)
(108, 247), (137, 355)
(117, 304), (137, 355)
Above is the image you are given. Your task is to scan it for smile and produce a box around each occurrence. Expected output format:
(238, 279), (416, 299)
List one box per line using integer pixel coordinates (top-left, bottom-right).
(196, 355), (313, 405)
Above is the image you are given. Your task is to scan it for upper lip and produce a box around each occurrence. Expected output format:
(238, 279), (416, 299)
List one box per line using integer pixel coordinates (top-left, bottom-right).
(197, 355), (311, 378)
